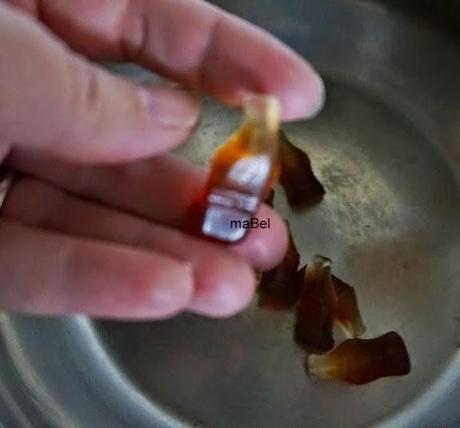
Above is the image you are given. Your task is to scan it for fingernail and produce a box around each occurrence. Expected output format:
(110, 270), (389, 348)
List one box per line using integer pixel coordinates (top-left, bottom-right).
(308, 72), (326, 118)
(162, 81), (202, 98)
(149, 261), (194, 316)
(280, 70), (326, 121)
(142, 87), (200, 129)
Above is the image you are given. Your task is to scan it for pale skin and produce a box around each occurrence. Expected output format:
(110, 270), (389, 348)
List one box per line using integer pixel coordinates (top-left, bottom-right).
(0, 0), (324, 319)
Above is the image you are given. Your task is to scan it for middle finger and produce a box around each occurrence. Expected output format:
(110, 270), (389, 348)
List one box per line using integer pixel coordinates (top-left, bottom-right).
(4, 176), (257, 317)
(8, 151), (288, 269)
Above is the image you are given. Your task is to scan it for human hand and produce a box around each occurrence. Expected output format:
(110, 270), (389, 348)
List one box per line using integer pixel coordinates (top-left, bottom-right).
(0, 0), (324, 319)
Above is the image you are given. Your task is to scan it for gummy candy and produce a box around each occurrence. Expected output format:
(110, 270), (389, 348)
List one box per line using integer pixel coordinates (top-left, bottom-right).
(306, 331), (411, 385)
(294, 256), (337, 353)
(259, 221), (301, 310)
(279, 130), (325, 210)
(187, 95), (280, 242)
(332, 275), (365, 338)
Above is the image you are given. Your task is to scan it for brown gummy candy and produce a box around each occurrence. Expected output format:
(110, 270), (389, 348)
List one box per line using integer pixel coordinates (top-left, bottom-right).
(279, 130), (325, 210)
(306, 331), (411, 385)
(258, 221), (301, 310)
(332, 275), (365, 338)
(294, 256), (337, 353)
(186, 95), (280, 243)
(263, 188), (275, 208)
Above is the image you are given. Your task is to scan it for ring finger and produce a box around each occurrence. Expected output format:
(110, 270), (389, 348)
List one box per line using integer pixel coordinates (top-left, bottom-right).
(7, 151), (288, 270)
(3, 176), (257, 317)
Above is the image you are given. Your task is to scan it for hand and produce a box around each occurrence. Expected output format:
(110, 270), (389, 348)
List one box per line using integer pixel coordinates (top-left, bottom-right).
(0, 0), (324, 319)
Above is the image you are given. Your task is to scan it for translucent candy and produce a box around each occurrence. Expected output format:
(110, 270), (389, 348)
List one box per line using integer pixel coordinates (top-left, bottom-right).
(279, 130), (325, 210)
(187, 95), (280, 243)
(332, 275), (365, 338)
(306, 331), (411, 384)
(258, 221), (301, 310)
(264, 188), (275, 208)
(294, 256), (337, 353)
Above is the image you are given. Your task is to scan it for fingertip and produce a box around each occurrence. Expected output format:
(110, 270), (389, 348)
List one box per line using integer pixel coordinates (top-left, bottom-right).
(144, 259), (195, 318)
(231, 205), (289, 271)
(188, 255), (256, 318)
(279, 70), (326, 121)
(142, 86), (201, 131)
(103, 254), (195, 319)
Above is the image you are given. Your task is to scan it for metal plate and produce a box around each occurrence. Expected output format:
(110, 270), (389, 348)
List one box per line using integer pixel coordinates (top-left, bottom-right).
(1, 0), (460, 427)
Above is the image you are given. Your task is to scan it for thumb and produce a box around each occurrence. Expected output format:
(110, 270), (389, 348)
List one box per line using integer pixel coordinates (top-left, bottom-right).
(0, 4), (200, 163)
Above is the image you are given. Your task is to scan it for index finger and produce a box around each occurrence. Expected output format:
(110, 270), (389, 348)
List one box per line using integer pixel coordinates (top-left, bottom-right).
(31, 0), (325, 120)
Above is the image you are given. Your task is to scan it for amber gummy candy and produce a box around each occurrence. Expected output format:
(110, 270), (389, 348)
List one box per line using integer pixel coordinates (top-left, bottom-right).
(258, 221), (301, 310)
(279, 130), (325, 210)
(294, 256), (337, 353)
(187, 95), (280, 243)
(263, 188), (275, 208)
(332, 275), (365, 338)
(306, 331), (411, 385)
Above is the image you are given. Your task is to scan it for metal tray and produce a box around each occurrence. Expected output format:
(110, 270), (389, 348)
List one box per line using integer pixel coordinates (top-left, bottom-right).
(1, 0), (460, 426)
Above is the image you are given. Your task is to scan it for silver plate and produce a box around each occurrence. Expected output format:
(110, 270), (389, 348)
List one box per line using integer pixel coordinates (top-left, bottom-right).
(1, 0), (460, 427)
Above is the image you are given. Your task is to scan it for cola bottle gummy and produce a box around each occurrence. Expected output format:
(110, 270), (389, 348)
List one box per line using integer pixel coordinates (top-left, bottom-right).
(187, 95), (280, 243)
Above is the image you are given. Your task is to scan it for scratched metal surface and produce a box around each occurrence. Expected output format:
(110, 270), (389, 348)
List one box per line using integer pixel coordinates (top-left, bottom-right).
(1, 0), (460, 427)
